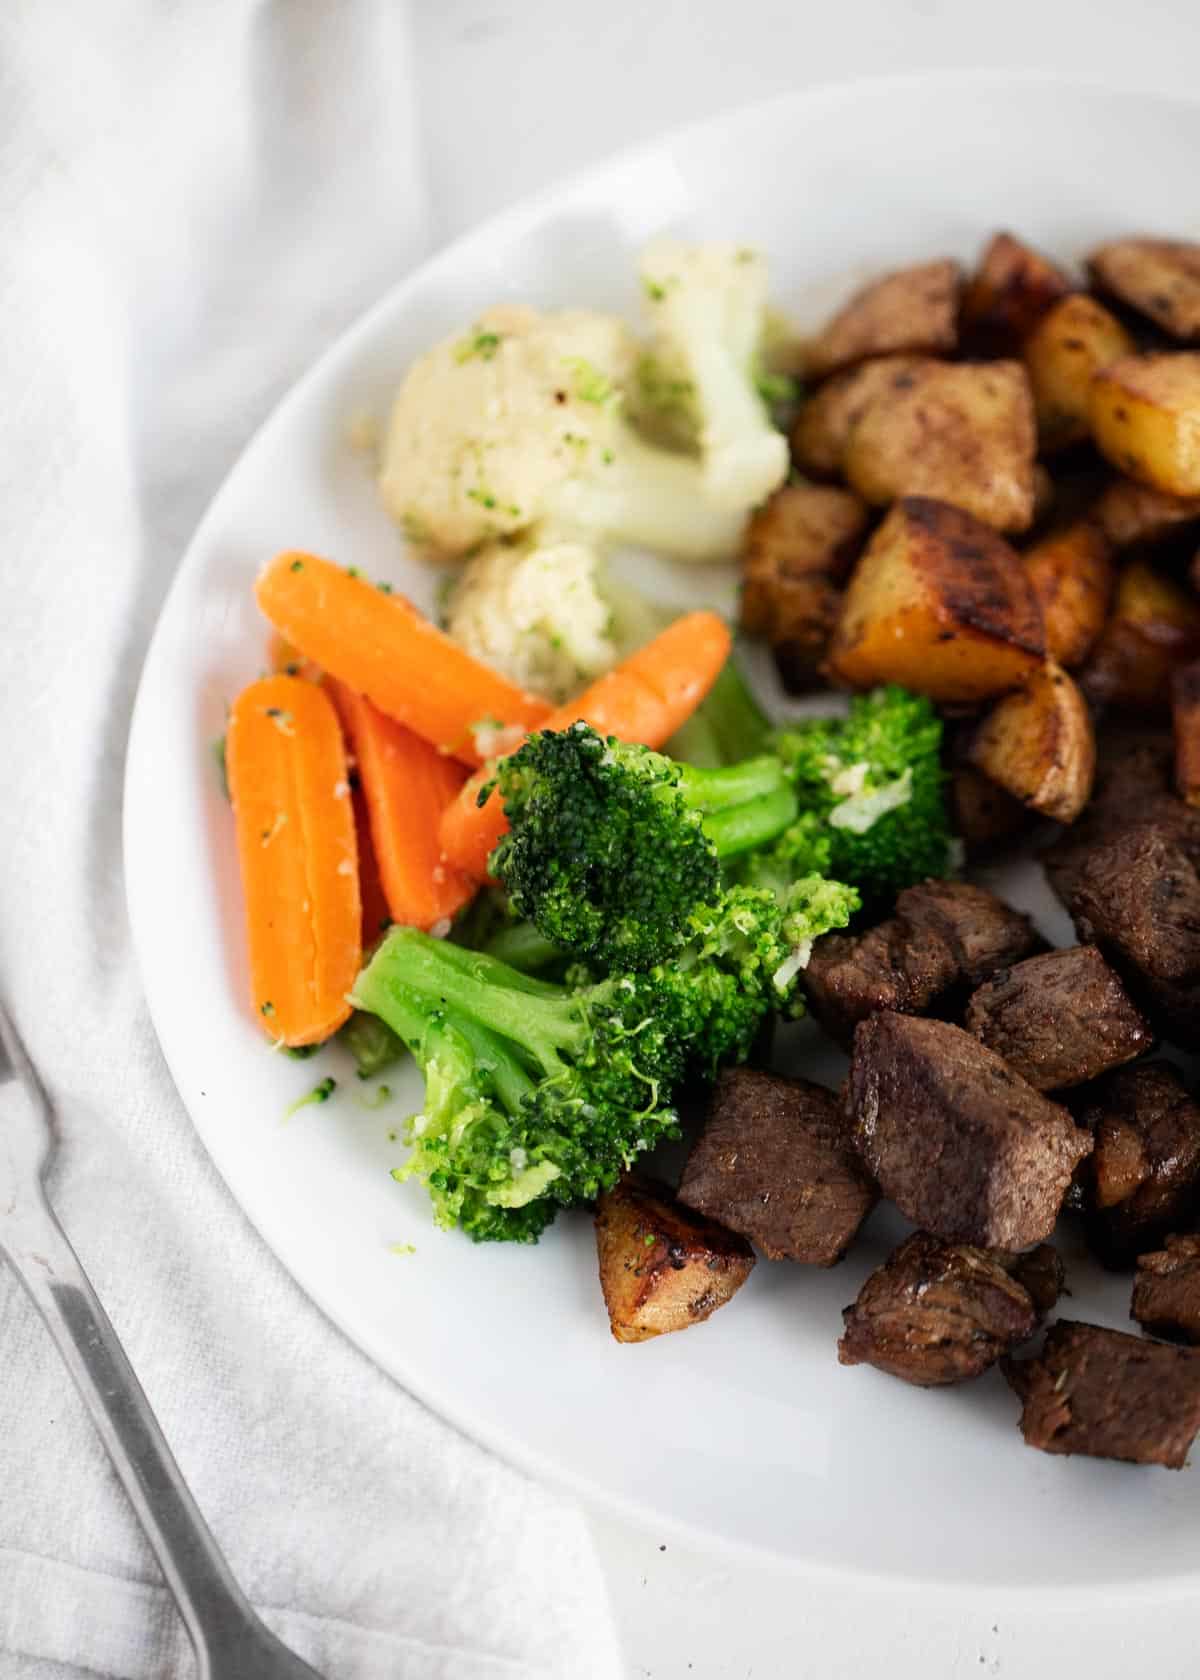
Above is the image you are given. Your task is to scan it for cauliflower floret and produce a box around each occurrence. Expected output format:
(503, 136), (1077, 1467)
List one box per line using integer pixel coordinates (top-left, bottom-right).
(444, 534), (617, 702)
(636, 240), (789, 511)
(379, 303), (744, 564)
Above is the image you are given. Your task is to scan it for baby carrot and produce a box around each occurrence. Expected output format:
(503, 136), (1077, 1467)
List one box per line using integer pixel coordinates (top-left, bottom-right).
(226, 674), (361, 1046)
(255, 551), (550, 766)
(352, 779), (393, 950)
(439, 610), (732, 878)
(329, 680), (476, 933)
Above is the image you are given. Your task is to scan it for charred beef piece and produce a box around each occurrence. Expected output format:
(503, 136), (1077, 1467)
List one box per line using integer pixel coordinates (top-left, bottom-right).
(804, 879), (1042, 1044)
(1132, 1235), (1200, 1344)
(847, 1013), (1092, 1248)
(838, 1231), (1041, 1386)
(1079, 1065), (1200, 1266)
(1003, 1319), (1200, 1467)
(964, 945), (1152, 1090)
(678, 1068), (876, 1264)
(1006, 1242), (1068, 1317)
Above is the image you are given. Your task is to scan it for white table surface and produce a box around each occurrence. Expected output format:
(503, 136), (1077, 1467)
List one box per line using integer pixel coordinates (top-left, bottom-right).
(414, 4), (1200, 1673)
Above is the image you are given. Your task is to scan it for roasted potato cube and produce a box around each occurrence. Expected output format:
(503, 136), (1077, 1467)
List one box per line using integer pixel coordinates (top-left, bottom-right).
(1082, 558), (1200, 713)
(961, 231), (1074, 356)
(967, 661), (1095, 823)
(1022, 293), (1135, 452)
(828, 497), (1046, 702)
(594, 1176), (754, 1344)
(1023, 520), (1115, 668)
(791, 355), (933, 478)
(740, 483), (867, 693)
(806, 259), (961, 380)
(1172, 660), (1200, 806)
(1095, 475), (1200, 547)
(1089, 353), (1200, 496)
(842, 360), (1037, 533)
(950, 764), (1031, 850)
(1090, 239), (1200, 341)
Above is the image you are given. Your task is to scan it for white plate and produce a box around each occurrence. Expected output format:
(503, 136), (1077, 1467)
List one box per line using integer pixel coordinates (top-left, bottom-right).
(126, 73), (1200, 1592)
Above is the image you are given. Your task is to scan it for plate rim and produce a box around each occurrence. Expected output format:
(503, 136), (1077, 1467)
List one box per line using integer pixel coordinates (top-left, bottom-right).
(124, 67), (1200, 1594)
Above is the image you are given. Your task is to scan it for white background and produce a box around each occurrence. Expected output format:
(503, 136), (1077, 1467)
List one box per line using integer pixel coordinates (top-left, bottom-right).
(414, 4), (1200, 1675)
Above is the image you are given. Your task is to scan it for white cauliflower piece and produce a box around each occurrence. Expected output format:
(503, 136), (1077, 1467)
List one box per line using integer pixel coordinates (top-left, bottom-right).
(444, 534), (617, 702)
(637, 240), (790, 511)
(379, 303), (744, 563)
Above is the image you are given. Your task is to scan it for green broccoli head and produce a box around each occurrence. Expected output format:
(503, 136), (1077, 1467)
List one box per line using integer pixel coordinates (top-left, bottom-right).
(773, 686), (951, 901)
(487, 722), (719, 972)
(486, 722), (795, 972)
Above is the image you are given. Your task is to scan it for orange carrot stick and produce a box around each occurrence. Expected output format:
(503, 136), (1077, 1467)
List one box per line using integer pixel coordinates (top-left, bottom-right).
(267, 630), (324, 685)
(439, 611), (732, 879)
(227, 675), (361, 1046)
(352, 779), (393, 949)
(256, 551), (550, 766)
(328, 680), (476, 932)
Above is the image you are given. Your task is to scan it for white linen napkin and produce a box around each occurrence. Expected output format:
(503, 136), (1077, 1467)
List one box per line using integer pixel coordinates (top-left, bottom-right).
(0, 3), (620, 1675)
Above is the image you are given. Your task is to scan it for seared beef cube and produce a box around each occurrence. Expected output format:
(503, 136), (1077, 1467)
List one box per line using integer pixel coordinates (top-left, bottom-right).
(803, 918), (958, 1044)
(899, 879), (1043, 987)
(1070, 827), (1200, 988)
(1004, 1319), (1200, 1467)
(964, 946), (1152, 1090)
(1080, 1065), (1200, 1265)
(804, 879), (1042, 1043)
(595, 1176), (754, 1343)
(678, 1068), (876, 1264)
(1005, 1242), (1068, 1317)
(838, 1231), (1039, 1386)
(1132, 1235), (1200, 1343)
(847, 1013), (1092, 1248)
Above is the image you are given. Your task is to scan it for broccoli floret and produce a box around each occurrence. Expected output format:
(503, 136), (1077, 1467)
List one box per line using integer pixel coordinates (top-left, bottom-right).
(353, 882), (818, 1239)
(487, 722), (797, 971)
(773, 686), (951, 901)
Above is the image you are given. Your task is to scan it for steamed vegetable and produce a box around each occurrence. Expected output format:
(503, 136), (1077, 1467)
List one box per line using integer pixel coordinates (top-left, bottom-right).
(438, 610), (732, 878)
(353, 887), (810, 1240)
(226, 675), (361, 1046)
(255, 551), (550, 766)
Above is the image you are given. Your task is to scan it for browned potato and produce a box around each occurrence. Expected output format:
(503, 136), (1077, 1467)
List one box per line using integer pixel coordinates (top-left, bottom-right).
(740, 483), (868, 693)
(1172, 660), (1200, 806)
(1081, 558), (1200, 713)
(1094, 475), (1200, 547)
(805, 259), (961, 380)
(1022, 293), (1135, 451)
(1089, 353), (1200, 496)
(950, 764), (1031, 850)
(1090, 239), (1200, 340)
(967, 661), (1096, 823)
(960, 231), (1074, 355)
(594, 1177), (754, 1344)
(827, 497), (1046, 702)
(842, 360), (1037, 532)
(791, 355), (933, 478)
(1023, 520), (1115, 668)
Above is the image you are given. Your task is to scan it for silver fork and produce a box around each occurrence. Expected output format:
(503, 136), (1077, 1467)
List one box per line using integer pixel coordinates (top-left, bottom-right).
(0, 999), (326, 1679)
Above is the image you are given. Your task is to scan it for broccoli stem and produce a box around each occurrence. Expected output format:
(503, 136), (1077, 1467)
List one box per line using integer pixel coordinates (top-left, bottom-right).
(338, 1010), (405, 1079)
(354, 929), (587, 1081)
(677, 753), (786, 814)
(664, 707), (725, 769)
(701, 657), (771, 763)
(482, 920), (565, 974)
(703, 786), (798, 859)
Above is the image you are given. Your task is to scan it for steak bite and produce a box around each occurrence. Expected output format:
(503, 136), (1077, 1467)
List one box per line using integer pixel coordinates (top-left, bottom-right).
(964, 945), (1152, 1091)
(1004, 1319), (1200, 1468)
(838, 1231), (1040, 1386)
(1080, 1065), (1200, 1265)
(847, 1013), (1092, 1249)
(804, 879), (1042, 1043)
(1132, 1235), (1200, 1344)
(1005, 1242), (1068, 1317)
(678, 1068), (876, 1264)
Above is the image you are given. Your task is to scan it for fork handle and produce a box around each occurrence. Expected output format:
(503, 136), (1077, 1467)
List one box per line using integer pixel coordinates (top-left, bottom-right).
(4, 1187), (321, 1679)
